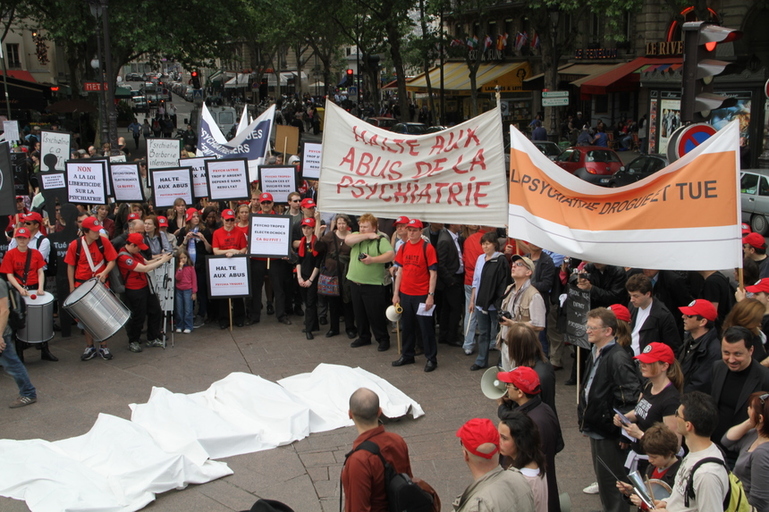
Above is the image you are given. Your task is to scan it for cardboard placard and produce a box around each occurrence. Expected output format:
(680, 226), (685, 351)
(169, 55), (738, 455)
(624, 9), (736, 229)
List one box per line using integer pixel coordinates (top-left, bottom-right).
(147, 138), (180, 170)
(0, 143), (17, 215)
(564, 283), (590, 350)
(66, 160), (107, 204)
(180, 156), (214, 198)
(109, 162), (144, 202)
(3, 121), (19, 143)
(40, 131), (71, 172)
(257, 165), (297, 204)
(39, 172), (67, 191)
(301, 141), (321, 180)
(205, 158), (250, 201)
(248, 214), (292, 258)
(207, 255), (250, 298)
(274, 125), (299, 156)
(151, 167), (194, 209)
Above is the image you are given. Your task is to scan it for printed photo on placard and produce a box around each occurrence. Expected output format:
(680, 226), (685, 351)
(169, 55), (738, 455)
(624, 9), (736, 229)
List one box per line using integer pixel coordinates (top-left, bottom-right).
(151, 167), (194, 209)
(39, 172), (66, 192)
(301, 141), (321, 180)
(257, 165), (297, 204)
(248, 214), (292, 259)
(205, 158), (250, 201)
(109, 162), (144, 202)
(181, 156), (214, 199)
(66, 159), (106, 204)
(40, 131), (71, 172)
(206, 255), (250, 298)
(147, 138), (180, 171)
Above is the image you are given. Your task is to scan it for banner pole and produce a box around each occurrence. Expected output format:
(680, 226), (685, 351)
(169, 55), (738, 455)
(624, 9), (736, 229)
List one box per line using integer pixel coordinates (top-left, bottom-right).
(267, 257), (270, 270)
(576, 345), (581, 405)
(229, 298), (233, 331)
(738, 267), (744, 291)
(495, 86), (501, 110)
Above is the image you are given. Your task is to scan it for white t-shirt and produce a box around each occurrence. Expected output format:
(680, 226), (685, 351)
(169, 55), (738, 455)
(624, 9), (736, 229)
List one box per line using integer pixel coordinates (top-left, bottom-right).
(631, 301), (652, 355)
(664, 442), (728, 512)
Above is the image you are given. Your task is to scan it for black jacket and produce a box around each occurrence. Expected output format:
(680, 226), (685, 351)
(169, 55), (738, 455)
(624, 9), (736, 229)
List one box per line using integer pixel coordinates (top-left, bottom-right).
(629, 299), (682, 355)
(679, 328), (721, 394)
(711, 358), (769, 444)
(474, 253), (511, 312)
(528, 251), (555, 311)
(436, 228), (463, 289)
(583, 263), (628, 308)
(578, 341), (641, 439)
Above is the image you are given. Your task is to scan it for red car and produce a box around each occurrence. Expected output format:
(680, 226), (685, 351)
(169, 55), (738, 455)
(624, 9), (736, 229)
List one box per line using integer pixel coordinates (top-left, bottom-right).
(555, 146), (623, 184)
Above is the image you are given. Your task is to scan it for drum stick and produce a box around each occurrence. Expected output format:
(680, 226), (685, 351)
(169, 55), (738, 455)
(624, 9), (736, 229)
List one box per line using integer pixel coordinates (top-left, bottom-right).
(229, 298), (233, 331)
(267, 258), (270, 270)
(397, 319), (401, 355)
(645, 476), (656, 506)
(576, 345), (581, 405)
(465, 309), (474, 337)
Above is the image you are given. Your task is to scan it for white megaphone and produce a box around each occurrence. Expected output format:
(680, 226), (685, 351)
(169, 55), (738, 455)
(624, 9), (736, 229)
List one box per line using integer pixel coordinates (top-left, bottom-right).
(480, 367), (507, 399)
(386, 304), (403, 322)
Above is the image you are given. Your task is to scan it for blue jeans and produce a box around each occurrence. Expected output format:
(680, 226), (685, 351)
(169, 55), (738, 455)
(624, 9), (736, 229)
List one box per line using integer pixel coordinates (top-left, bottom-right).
(475, 309), (499, 368)
(1, 333), (35, 398)
(175, 288), (194, 331)
(463, 285), (478, 351)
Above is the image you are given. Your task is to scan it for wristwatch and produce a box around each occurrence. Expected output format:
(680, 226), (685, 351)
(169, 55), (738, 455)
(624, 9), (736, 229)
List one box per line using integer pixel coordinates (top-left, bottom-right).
(428, 292), (434, 296)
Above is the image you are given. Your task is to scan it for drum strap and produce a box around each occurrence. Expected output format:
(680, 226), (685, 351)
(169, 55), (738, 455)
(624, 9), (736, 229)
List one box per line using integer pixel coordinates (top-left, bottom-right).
(82, 238), (105, 276)
(14, 250), (32, 287)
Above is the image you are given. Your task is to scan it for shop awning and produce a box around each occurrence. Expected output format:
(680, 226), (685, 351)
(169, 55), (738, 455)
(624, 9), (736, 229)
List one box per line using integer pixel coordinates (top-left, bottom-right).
(576, 57), (682, 95)
(405, 61), (531, 94)
(524, 63), (616, 87)
(0, 69), (36, 83)
(224, 74), (250, 89)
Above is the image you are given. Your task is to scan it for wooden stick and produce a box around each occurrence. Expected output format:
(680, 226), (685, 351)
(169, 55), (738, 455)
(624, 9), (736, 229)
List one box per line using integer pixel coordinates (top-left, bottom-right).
(267, 258), (270, 270)
(228, 298), (233, 331)
(576, 345), (581, 405)
(397, 318), (402, 355)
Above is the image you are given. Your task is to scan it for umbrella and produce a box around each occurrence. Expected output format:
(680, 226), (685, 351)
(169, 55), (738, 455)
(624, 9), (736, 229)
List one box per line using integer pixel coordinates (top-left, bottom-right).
(47, 99), (97, 114)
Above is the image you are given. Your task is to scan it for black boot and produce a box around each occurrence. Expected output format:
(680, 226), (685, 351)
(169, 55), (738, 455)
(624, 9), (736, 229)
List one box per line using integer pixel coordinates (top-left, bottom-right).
(40, 342), (59, 362)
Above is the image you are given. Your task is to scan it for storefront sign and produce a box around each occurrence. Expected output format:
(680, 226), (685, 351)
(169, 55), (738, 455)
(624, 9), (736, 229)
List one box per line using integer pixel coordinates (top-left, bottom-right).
(645, 41), (683, 56)
(574, 48), (618, 59)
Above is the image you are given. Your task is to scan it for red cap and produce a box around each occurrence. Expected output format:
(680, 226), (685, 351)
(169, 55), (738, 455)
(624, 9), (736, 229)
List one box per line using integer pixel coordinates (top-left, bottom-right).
(157, 216), (168, 227)
(185, 207), (199, 223)
(406, 219), (423, 229)
(81, 216), (102, 232)
(221, 209), (235, 220)
(127, 212), (142, 221)
(300, 198), (316, 209)
(678, 299), (718, 321)
(15, 196), (24, 201)
(24, 212), (43, 224)
(259, 192), (273, 203)
(394, 216), (410, 226)
(126, 232), (149, 250)
(608, 304), (631, 323)
(744, 232), (766, 250)
(497, 366), (541, 395)
(14, 227), (30, 238)
(301, 217), (316, 228)
(742, 223), (752, 236)
(747, 278), (769, 295)
(634, 342), (676, 365)
(456, 418), (499, 459)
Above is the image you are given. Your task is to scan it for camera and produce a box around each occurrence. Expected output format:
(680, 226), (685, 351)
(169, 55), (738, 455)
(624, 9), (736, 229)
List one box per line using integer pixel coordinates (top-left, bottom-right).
(498, 310), (512, 323)
(358, 253), (368, 261)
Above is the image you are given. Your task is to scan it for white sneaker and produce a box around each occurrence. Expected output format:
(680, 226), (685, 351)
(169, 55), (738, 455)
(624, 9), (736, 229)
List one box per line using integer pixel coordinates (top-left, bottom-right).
(183, 329), (191, 334)
(175, 328), (182, 333)
(583, 482), (600, 494)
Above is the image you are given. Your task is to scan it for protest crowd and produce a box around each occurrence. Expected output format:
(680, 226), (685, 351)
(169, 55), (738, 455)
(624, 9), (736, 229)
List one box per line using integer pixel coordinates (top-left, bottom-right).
(1, 106), (766, 512)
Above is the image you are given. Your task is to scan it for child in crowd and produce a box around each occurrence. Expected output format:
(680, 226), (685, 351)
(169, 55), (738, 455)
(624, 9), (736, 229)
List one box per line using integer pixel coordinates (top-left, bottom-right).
(174, 249), (197, 333)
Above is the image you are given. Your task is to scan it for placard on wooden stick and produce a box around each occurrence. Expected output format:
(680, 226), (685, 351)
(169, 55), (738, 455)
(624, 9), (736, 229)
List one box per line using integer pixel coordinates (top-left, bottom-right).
(150, 167), (194, 209)
(248, 214), (292, 258)
(274, 125), (299, 157)
(257, 165), (297, 204)
(207, 255), (251, 298)
(66, 160), (107, 204)
(109, 162), (144, 202)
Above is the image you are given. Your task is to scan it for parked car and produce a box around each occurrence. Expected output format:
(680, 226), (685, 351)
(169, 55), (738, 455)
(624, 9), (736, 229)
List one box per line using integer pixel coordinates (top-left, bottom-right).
(532, 141), (562, 161)
(365, 117), (397, 131)
(425, 125), (448, 133)
(555, 146), (623, 184)
(391, 122), (428, 135)
(132, 96), (148, 113)
(602, 154), (669, 187)
(740, 169), (769, 234)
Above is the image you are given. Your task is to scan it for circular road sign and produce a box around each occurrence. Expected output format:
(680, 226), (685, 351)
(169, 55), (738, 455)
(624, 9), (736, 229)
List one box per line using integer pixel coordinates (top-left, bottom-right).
(675, 123), (717, 159)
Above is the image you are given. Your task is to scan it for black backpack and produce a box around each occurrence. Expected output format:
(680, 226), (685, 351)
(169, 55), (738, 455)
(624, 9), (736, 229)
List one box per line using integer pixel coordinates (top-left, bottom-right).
(4, 280), (26, 331)
(342, 440), (434, 512)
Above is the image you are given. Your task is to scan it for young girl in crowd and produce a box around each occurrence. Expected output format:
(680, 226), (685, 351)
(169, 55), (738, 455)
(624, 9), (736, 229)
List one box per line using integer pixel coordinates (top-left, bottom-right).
(174, 249), (197, 333)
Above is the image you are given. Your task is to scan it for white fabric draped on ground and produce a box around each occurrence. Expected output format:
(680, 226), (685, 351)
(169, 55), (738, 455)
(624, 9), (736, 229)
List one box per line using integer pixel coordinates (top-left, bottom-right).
(0, 364), (424, 512)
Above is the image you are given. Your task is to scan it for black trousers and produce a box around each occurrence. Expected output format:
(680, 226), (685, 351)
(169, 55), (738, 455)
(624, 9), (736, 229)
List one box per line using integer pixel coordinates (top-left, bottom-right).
(268, 259), (293, 321)
(249, 259), (268, 322)
(400, 292), (437, 363)
(328, 294), (355, 333)
(349, 282), (390, 344)
(124, 286), (162, 343)
(438, 278), (464, 344)
(299, 282), (319, 332)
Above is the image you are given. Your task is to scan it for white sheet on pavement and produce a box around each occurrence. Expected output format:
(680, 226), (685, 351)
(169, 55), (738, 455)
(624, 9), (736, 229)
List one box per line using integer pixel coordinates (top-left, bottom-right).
(0, 365), (423, 512)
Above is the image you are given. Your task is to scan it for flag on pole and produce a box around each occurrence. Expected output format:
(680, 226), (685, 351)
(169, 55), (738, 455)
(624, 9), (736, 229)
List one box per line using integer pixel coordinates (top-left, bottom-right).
(530, 32), (540, 49)
(466, 36), (478, 48)
(236, 106), (249, 136)
(515, 32), (528, 51)
(496, 33), (508, 50)
(483, 35), (493, 49)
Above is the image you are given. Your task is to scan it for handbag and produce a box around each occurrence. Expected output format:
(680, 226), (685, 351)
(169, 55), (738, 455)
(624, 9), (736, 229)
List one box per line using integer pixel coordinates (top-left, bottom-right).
(317, 272), (339, 296)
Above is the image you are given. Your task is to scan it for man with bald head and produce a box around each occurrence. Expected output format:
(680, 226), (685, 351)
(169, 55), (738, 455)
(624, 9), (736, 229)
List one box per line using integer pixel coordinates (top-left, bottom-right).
(453, 418), (534, 512)
(111, 219), (145, 252)
(341, 388), (412, 512)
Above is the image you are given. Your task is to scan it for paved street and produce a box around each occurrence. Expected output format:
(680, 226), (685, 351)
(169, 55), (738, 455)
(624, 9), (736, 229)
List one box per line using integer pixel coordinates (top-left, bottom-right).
(0, 302), (607, 512)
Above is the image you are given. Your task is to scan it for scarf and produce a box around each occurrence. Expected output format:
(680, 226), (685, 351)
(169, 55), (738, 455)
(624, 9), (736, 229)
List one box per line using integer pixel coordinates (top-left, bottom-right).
(298, 235), (318, 257)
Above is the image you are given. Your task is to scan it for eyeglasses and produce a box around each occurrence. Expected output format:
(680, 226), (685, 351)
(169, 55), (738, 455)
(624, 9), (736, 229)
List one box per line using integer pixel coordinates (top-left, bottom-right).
(291, 199), (301, 202)
(262, 201), (273, 204)
(674, 409), (686, 421)
(585, 325), (606, 332)
(23, 222), (34, 225)
(512, 262), (528, 268)
(223, 218), (235, 222)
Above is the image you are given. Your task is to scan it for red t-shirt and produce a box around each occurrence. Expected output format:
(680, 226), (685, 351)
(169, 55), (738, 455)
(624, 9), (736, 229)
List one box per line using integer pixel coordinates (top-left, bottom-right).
(117, 251), (148, 290)
(235, 224), (249, 241)
(212, 227), (247, 251)
(0, 247), (45, 286)
(463, 230), (488, 286)
(64, 236), (118, 284)
(394, 240), (437, 296)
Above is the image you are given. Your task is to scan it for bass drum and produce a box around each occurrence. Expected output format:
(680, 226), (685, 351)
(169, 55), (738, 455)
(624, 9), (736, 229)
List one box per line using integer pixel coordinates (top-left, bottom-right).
(17, 291), (54, 343)
(63, 278), (130, 342)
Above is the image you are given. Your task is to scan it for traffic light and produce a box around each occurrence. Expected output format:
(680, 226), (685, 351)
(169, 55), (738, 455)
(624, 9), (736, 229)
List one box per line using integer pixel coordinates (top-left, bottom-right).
(345, 68), (353, 87)
(191, 70), (201, 89)
(681, 21), (742, 123)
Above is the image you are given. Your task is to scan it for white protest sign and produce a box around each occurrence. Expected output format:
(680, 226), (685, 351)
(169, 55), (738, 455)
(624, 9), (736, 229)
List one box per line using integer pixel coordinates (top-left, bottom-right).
(3, 121), (18, 143)
(109, 163), (144, 202)
(40, 131), (71, 171)
(248, 214), (291, 258)
(147, 138), (180, 170)
(151, 167), (193, 208)
(205, 158), (250, 201)
(109, 154), (127, 163)
(39, 172), (66, 190)
(181, 156), (213, 198)
(258, 166), (297, 204)
(207, 255), (250, 297)
(66, 160), (106, 204)
(301, 142), (322, 179)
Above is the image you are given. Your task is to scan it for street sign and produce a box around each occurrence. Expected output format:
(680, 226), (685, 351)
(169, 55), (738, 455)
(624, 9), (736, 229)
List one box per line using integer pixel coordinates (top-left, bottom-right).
(764, 78), (769, 99)
(542, 97), (569, 106)
(542, 91), (568, 98)
(83, 82), (108, 92)
(676, 123), (717, 158)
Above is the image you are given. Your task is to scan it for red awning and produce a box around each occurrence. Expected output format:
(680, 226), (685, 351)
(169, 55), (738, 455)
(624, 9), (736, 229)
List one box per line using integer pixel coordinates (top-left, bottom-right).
(578, 57), (681, 96)
(0, 70), (36, 83)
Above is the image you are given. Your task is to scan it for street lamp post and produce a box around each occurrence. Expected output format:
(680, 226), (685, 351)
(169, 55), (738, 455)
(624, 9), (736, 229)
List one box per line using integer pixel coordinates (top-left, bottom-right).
(549, 8), (560, 142)
(89, 0), (118, 154)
